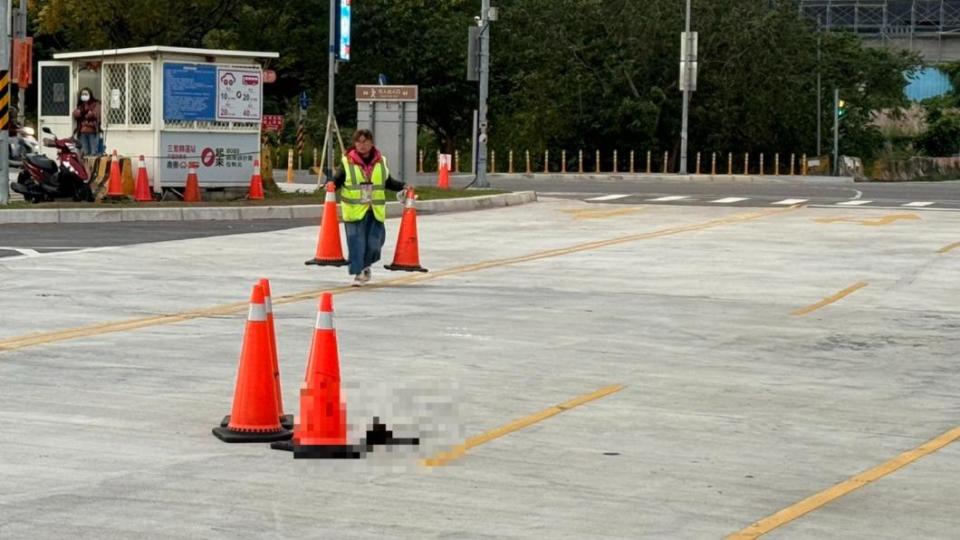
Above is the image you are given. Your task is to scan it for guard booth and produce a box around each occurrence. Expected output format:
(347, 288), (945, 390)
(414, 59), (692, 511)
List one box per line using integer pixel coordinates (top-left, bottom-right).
(37, 46), (278, 192)
(356, 85), (418, 182)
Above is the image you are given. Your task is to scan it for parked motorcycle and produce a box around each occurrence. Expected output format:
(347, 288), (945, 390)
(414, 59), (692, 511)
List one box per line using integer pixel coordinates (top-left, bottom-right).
(11, 127), (93, 203)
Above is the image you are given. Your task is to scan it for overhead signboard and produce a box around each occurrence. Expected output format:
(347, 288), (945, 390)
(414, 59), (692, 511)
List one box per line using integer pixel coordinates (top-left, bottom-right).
(216, 67), (262, 121)
(355, 85), (418, 102)
(338, 0), (351, 61)
(163, 63), (217, 121)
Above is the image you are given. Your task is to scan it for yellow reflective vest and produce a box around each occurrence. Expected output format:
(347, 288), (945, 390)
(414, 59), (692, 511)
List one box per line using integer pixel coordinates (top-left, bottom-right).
(340, 154), (388, 222)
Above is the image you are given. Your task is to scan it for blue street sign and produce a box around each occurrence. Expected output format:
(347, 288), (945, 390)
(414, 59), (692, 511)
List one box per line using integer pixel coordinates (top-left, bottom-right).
(299, 91), (310, 110)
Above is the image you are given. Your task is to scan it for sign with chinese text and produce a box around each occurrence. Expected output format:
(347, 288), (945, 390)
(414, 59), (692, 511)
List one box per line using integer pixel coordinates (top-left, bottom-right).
(355, 85), (418, 102)
(262, 114), (284, 133)
(163, 63), (217, 121)
(216, 67), (262, 121)
(159, 132), (260, 187)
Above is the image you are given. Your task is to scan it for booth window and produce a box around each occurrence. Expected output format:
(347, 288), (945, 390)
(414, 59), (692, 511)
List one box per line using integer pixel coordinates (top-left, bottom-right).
(103, 62), (152, 127)
(40, 65), (71, 116)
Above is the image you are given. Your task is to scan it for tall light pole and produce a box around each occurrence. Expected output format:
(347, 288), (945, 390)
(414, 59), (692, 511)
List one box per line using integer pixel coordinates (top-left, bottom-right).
(816, 15), (822, 156)
(475, 1), (495, 188)
(326, 0), (337, 180)
(679, 0), (695, 175)
(0, 0), (9, 205)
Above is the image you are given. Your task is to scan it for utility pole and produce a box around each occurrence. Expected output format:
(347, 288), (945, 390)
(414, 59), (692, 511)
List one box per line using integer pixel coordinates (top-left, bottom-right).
(833, 87), (839, 176)
(475, 1), (496, 188)
(679, 0), (695, 175)
(0, 0), (10, 205)
(326, 0), (336, 180)
(816, 15), (822, 156)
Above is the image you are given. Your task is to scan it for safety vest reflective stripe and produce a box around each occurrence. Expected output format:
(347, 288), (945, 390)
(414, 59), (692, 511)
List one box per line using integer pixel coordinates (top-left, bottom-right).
(340, 155), (389, 222)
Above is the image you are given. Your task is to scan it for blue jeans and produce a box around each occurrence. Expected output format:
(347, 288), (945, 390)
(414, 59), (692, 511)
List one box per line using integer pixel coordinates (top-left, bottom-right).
(344, 210), (386, 275)
(78, 133), (100, 156)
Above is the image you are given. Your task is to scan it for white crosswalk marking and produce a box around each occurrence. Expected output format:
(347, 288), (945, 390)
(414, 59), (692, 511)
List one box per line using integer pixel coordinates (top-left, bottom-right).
(772, 199), (809, 206)
(836, 200), (873, 206)
(646, 195), (690, 202)
(586, 194), (632, 202)
(903, 201), (935, 207)
(710, 197), (749, 204)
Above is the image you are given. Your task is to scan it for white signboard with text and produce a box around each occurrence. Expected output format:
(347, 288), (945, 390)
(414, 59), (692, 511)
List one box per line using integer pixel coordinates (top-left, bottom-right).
(159, 132), (259, 187)
(216, 67), (262, 121)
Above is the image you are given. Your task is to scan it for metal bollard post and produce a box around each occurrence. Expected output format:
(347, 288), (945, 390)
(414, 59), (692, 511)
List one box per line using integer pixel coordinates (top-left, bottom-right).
(663, 151), (669, 174)
(613, 150), (618, 173)
(744, 153), (749, 175)
(418, 149), (424, 173)
(509, 150), (514, 174)
(578, 149), (584, 173)
(790, 153), (796, 176)
(629, 150), (635, 174)
(490, 150), (496, 173)
(286, 148), (294, 183)
(525, 150), (531, 174)
(544, 150), (549, 173)
(455, 150), (460, 173)
(759, 153), (765, 175)
(595, 150), (601, 173)
(562, 150), (567, 173)
(646, 151), (652, 174)
(436, 150), (440, 172)
(774, 153), (780, 176)
(802, 153), (808, 176)
(711, 152), (717, 175)
(313, 147), (318, 169)
(695, 152), (701, 175)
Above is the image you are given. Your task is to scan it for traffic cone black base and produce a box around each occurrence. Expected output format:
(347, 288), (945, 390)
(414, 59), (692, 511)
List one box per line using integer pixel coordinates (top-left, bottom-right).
(384, 263), (428, 273)
(220, 414), (294, 430)
(212, 426), (292, 444)
(305, 258), (348, 267)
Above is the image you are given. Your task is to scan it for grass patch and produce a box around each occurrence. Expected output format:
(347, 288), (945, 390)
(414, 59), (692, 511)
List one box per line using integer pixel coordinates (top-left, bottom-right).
(0, 186), (508, 209)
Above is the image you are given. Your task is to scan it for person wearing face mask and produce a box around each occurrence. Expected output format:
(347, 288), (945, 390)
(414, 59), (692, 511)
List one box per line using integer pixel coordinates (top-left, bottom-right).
(327, 129), (407, 287)
(72, 88), (102, 156)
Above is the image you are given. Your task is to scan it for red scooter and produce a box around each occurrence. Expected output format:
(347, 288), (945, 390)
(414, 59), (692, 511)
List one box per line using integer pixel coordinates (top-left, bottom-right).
(11, 127), (93, 203)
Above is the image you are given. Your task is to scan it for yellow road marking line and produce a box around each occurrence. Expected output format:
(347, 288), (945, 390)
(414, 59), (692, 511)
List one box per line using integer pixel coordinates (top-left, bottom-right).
(938, 241), (960, 254)
(422, 384), (625, 467)
(0, 207), (795, 353)
(814, 213), (920, 227)
(560, 207), (646, 220)
(790, 282), (868, 316)
(726, 426), (960, 540)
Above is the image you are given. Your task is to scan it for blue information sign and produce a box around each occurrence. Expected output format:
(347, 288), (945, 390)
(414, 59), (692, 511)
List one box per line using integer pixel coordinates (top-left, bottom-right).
(338, 0), (351, 61)
(163, 63), (217, 121)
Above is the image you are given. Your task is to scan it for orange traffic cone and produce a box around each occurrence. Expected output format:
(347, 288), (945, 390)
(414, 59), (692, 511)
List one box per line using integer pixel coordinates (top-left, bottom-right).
(437, 162), (450, 189)
(183, 163), (201, 203)
(219, 278), (293, 430)
(385, 186), (429, 273)
(271, 292), (361, 458)
(134, 155), (153, 202)
(248, 160), (265, 200)
(212, 284), (292, 443)
(304, 182), (348, 267)
(106, 150), (125, 198)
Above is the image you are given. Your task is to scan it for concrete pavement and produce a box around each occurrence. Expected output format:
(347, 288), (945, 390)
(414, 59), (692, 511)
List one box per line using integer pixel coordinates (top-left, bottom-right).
(0, 198), (958, 538)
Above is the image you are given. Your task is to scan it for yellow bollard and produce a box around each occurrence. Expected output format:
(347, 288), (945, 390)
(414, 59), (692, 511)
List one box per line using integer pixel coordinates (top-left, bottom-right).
(646, 151), (652, 174)
(562, 150), (567, 173)
(612, 150), (618, 173)
(544, 150), (549, 173)
(774, 153), (780, 176)
(490, 150), (496, 173)
(313, 147), (318, 170)
(525, 150), (531, 174)
(695, 152), (701, 175)
(286, 148), (294, 183)
(418, 149), (424, 173)
(455, 150), (460, 173)
(790, 153), (796, 176)
(578, 150), (584, 173)
(629, 150), (635, 173)
(711, 152), (717, 175)
(595, 150), (601, 173)
(727, 152), (733, 175)
(743, 153), (749, 175)
(759, 153), (765, 175)
(663, 151), (669, 174)
(509, 150), (514, 174)
(802, 153), (808, 176)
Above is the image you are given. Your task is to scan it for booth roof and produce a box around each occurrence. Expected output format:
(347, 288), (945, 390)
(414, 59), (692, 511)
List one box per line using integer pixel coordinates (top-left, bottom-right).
(52, 46), (279, 60)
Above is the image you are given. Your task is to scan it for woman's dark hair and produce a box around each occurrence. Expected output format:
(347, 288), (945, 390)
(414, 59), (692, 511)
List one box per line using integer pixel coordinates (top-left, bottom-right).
(352, 129), (373, 143)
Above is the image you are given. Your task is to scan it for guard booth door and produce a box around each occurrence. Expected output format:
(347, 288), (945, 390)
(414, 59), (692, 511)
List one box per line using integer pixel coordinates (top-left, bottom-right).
(38, 61), (75, 157)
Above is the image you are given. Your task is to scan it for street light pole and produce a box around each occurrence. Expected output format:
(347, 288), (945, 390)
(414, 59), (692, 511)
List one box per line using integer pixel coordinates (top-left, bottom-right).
(833, 87), (839, 176)
(475, 0), (492, 188)
(816, 15), (822, 156)
(679, 0), (692, 175)
(326, 0), (336, 180)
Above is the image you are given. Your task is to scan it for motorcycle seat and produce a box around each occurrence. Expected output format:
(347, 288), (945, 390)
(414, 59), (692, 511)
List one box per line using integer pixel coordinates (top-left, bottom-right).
(24, 154), (58, 172)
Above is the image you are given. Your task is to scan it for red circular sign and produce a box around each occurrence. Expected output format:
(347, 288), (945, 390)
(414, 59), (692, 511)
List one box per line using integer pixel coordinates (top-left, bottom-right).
(201, 148), (216, 167)
(263, 69), (277, 84)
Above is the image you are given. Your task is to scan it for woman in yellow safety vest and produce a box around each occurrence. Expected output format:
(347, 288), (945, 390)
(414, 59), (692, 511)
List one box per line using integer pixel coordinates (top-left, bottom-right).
(327, 129), (407, 287)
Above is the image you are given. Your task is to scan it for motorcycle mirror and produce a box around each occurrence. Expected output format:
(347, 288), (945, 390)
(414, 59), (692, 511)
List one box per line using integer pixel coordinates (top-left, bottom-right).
(42, 126), (53, 134)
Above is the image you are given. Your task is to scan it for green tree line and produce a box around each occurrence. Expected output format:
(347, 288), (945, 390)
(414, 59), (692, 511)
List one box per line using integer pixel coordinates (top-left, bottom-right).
(32, 0), (920, 163)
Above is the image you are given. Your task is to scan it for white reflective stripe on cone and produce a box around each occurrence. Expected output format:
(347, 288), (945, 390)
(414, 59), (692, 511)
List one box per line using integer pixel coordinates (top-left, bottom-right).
(264, 296), (273, 314)
(325, 190), (337, 203)
(315, 311), (334, 329)
(404, 195), (415, 209)
(248, 303), (268, 322)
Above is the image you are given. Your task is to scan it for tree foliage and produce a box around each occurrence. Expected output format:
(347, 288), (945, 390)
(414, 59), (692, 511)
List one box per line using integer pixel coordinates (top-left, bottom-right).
(31, 0), (920, 160)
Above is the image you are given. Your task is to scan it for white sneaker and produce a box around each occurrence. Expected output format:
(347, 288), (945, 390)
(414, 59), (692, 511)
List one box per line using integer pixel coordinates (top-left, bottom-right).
(351, 274), (365, 287)
(359, 267), (372, 283)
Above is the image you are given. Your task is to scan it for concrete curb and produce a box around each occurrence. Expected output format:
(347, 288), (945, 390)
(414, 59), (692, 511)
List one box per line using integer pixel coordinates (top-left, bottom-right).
(485, 173), (855, 184)
(0, 191), (538, 224)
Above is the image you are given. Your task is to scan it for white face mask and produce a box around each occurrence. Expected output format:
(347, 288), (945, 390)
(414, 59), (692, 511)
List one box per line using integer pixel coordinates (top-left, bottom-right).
(80, 94), (90, 102)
